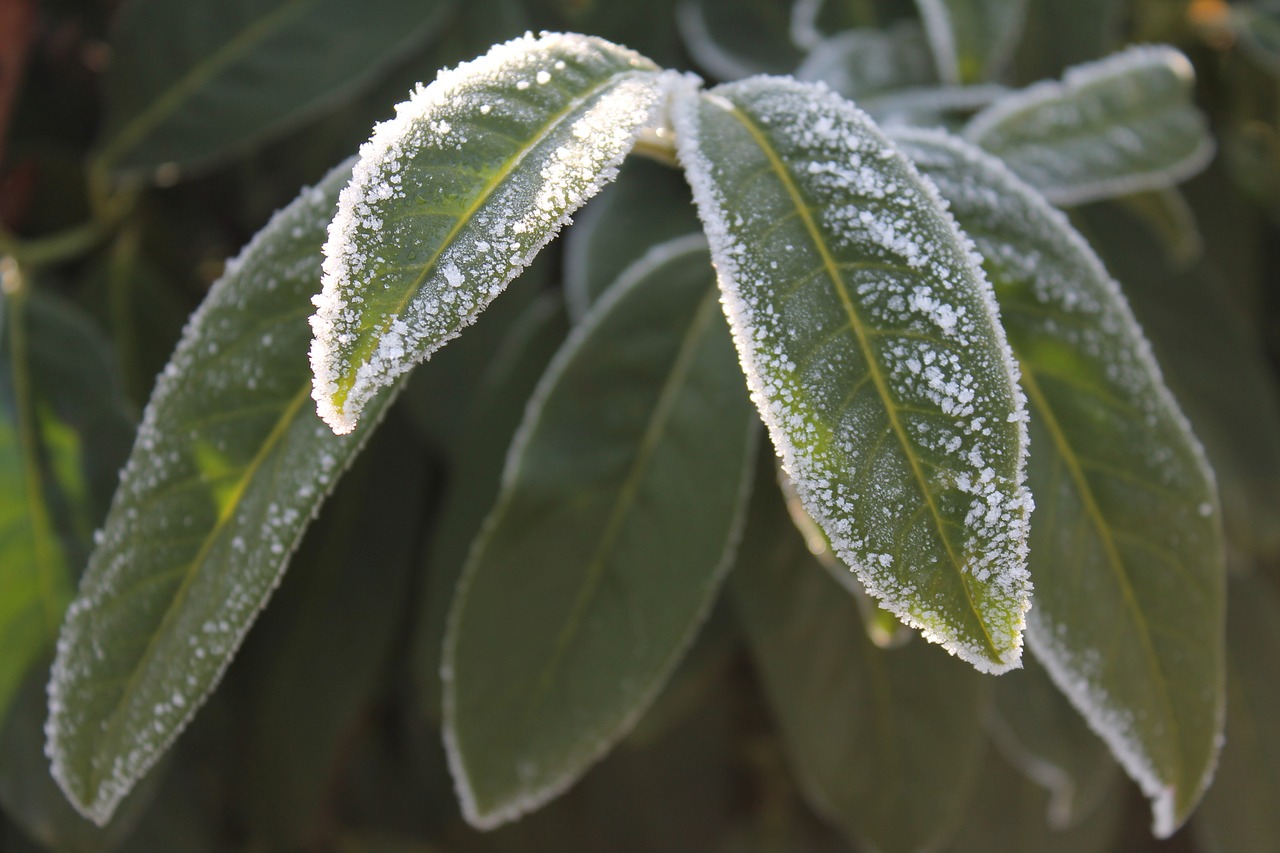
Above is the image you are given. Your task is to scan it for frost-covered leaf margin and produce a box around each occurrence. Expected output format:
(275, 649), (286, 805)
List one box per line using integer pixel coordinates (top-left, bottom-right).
(310, 32), (675, 435)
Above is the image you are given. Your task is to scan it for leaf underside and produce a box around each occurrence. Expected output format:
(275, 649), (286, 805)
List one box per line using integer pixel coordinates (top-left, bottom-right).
(310, 32), (670, 435)
(675, 76), (1032, 673)
(47, 159), (399, 826)
(444, 235), (758, 828)
(895, 127), (1225, 837)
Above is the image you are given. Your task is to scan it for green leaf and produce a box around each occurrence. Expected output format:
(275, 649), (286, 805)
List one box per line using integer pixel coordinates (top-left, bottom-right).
(97, 0), (453, 177)
(963, 46), (1214, 206)
(732, 471), (989, 853)
(894, 128), (1225, 837)
(0, 284), (134, 727)
(914, 0), (1028, 84)
(1192, 571), (1280, 853)
(46, 159), (400, 826)
(988, 657), (1119, 828)
(443, 235), (758, 828)
(675, 0), (805, 81)
(310, 33), (671, 436)
(563, 155), (700, 320)
(674, 77), (1033, 673)
(794, 21), (936, 103)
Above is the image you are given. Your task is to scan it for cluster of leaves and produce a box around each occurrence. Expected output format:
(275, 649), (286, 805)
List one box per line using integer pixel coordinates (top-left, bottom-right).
(3, 0), (1280, 851)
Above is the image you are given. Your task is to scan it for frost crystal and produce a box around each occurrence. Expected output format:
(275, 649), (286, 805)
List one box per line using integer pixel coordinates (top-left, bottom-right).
(311, 32), (673, 434)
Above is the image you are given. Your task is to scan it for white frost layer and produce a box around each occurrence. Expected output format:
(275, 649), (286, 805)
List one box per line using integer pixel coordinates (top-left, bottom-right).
(311, 32), (672, 434)
(674, 76), (1033, 673)
(963, 45), (1215, 206)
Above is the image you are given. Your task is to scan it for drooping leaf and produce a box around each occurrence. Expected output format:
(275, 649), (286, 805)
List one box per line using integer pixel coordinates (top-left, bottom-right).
(988, 656), (1119, 828)
(675, 0), (805, 81)
(964, 46), (1214, 206)
(794, 21), (936, 103)
(46, 159), (400, 826)
(410, 292), (568, 723)
(443, 235), (758, 827)
(0, 285), (134, 727)
(732, 469), (988, 853)
(674, 77), (1033, 673)
(895, 128), (1225, 837)
(914, 0), (1027, 84)
(563, 155), (699, 320)
(96, 0), (453, 177)
(1192, 571), (1280, 853)
(310, 32), (672, 436)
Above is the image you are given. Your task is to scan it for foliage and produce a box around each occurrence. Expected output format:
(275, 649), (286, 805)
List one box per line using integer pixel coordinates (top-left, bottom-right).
(2, 0), (1280, 850)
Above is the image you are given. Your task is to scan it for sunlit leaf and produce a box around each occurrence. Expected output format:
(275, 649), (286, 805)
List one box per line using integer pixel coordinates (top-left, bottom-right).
(675, 77), (1032, 672)
(896, 128), (1225, 837)
(97, 0), (453, 177)
(443, 235), (758, 827)
(964, 46), (1214, 206)
(46, 160), (401, 826)
(794, 21), (936, 102)
(1192, 571), (1280, 853)
(914, 0), (1027, 84)
(675, 0), (804, 81)
(732, 469), (988, 853)
(310, 32), (671, 435)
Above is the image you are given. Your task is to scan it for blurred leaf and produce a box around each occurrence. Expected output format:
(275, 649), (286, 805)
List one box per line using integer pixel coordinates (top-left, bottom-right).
(914, 0), (1027, 84)
(533, 0), (684, 69)
(1233, 3), (1280, 76)
(240, 415), (432, 846)
(443, 235), (758, 827)
(563, 155), (699, 321)
(790, 0), (890, 50)
(794, 21), (937, 102)
(46, 160), (401, 826)
(988, 657), (1119, 828)
(864, 84), (1009, 129)
(1010, 0), (1124, 83)
(943, 747), (1126, 853)
(675, 0), (804, 81)
(97, 0), (453, 177)
(965, 46), (1214, 206)
(1192, 571), (1280, 853)
(0, 285), (134, 725)
(1113, 188), (1203, 268)
(410, 292), (568, 723)
(676, 78), (1033, 673)
(897, 128), (1225, 837)
(732, 465), (989, 853)
(310, 33), (669, 435)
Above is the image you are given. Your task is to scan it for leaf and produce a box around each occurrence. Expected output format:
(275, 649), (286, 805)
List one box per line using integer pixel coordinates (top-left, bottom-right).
(864, 84), (1010, 130)
(442, 235), (758, 828)
(988, 656), (1119, 828)
(97, 0), (453, 177)
(732, 470), (989, 853)
(963, 46), (1215, 206)
(563, 155), (700, 320)
(0, 285), (135, 727)
(310, 32), (672, 436)
(674, 77), (1033, 673)
(1192, 571), (1280, 853)
(914, 0), (1028, 84)
(894, 128), (1225, 837)
(46, 159), (401, 826)
(794, 21), (937, 103)
(675, 0), (805, 81)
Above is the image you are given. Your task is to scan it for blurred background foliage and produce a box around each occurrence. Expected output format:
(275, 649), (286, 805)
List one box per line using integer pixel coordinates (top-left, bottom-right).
(1, 0), (1279, 850)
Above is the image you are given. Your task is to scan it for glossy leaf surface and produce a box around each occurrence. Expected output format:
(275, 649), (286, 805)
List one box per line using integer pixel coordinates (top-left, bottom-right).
(964, 46), (1214, 205)
(732, 473), (988, 853)
(914, 0), (1027, 84)
(896, 128), (1225, 836)
(98, 0), (452, 176)
(47, 161), (399, 825)
(444, 235), (758, 827)
(675, 78), (1032, 673)
(310, 33), (669, 435)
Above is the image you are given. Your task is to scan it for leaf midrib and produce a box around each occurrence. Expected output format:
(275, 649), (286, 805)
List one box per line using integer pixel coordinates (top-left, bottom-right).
(724, 102), (1002, 661)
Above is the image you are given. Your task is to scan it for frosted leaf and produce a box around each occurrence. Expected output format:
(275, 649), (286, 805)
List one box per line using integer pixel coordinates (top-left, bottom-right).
(311, 32), (673, 434)
(794, 21), (936, 103)
(46, 159), (399, 826)
(894, 127), (1225, 837)
(914, 0), (1028, 85)
(674, 76), (1032, 673)
(963, 45), (1214, 206)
